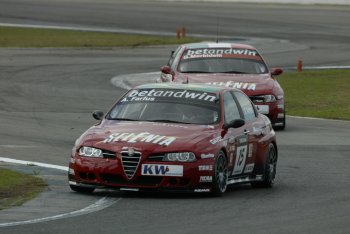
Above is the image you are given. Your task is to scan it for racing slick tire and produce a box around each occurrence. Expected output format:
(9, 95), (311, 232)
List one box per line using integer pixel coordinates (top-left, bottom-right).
(212, 151), (228, 195)
(69, 184), (95, 194)
(251, 144), (277, 188)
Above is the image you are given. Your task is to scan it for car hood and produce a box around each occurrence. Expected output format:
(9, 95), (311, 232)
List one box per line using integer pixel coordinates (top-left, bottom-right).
(78, 120), (218, 154)
(177, 73), (275, 95)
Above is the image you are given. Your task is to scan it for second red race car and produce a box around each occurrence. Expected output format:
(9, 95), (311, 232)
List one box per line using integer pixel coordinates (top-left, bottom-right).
(68, 83), (278, 195)
(158, 42), (286, 130)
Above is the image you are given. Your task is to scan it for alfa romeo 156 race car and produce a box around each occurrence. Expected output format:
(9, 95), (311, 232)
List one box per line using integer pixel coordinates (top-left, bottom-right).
(68, 83), (278, 195)
(158, 42), (286, 130)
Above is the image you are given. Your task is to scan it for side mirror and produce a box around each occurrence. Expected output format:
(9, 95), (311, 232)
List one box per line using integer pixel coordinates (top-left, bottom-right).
(223, 119), (245, 130)
(160, 65), (171, 74)
(92, 110), (104, 120)
(160, 65), (173, 82)
(271, 68), (283, 76)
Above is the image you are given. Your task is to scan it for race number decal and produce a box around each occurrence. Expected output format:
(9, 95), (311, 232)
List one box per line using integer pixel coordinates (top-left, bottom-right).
(232, 135), (248, 175)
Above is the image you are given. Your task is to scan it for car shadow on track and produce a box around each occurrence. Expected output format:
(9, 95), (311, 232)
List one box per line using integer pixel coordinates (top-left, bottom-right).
(80, 183), (272, 200)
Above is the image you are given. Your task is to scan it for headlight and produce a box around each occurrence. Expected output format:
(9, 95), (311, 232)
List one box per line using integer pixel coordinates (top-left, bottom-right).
(163, 152), (196, 162)
(79, 146), (103, 158)
(263, 95), (276, 103)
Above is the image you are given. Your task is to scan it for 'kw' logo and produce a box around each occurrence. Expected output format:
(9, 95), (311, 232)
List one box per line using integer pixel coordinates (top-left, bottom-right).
(143, 165), (169, 175)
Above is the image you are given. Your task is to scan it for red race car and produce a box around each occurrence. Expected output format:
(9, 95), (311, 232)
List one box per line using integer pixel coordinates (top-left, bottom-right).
(68, 83), (277, 195)
(158, 42), (286, 130)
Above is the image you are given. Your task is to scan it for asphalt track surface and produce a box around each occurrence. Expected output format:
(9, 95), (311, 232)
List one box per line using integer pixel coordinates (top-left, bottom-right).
(0, 1), (350, 234)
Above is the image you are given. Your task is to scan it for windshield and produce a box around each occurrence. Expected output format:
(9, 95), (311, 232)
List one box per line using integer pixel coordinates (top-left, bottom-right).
(107, 88), (220, 125)
(178, 48), (268, 74)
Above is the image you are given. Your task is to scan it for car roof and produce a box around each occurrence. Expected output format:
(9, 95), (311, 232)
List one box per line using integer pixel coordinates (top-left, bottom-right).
(181, 42), (257, 50)
(135, 83), (236, 94)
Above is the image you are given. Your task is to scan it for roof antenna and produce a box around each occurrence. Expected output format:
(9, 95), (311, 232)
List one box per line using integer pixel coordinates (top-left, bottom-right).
(216, 18), (220, 43)
(185, 53), (189, 84)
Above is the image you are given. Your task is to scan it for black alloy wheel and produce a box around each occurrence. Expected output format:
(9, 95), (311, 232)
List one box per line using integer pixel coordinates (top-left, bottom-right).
(212, 151), (228, 195)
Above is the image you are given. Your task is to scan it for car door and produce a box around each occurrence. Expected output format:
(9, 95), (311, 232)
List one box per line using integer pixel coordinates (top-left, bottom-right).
(232, 91), (264, 176)
(222, 91), (248, 177)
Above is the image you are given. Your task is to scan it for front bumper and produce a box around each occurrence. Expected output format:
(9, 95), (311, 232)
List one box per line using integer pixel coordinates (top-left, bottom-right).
(68, 155), (215, 193)
(254, 99), (285, 127)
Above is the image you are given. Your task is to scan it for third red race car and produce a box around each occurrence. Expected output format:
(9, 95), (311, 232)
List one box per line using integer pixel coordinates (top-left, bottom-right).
(158, 42), (286, 130)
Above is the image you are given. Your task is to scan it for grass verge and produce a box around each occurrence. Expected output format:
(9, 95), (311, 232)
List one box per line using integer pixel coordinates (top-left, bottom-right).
(0, 26), (200, 47)
(0, 168), (47, 210)
(278, 69), (350, 120)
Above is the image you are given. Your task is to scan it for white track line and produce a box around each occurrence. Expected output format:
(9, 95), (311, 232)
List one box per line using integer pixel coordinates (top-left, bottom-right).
(0, 197), (120, 228)
(0, 22), (232, 39)
(288, 115), (350, 123)
(0, 157), (120, 227)
(0, 145), (37, 148)
(0, 157), (68, 171)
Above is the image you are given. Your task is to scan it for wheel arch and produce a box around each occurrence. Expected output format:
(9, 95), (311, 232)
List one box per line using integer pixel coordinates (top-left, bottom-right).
(220, 147), (228, 161)
(254, 140), (276, 175)
(271, 141), (278, 161)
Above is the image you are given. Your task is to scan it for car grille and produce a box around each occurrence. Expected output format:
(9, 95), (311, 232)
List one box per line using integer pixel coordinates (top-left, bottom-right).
(102, 149), (116, 159)
(121, 150), (141, 179)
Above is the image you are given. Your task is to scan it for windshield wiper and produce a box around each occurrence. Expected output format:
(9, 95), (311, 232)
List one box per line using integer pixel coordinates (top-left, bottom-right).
(109, 117), (137, 121)
(181, 71), (211, 73)
(221, 71), (247, 74)
(145, 119), (190, 124)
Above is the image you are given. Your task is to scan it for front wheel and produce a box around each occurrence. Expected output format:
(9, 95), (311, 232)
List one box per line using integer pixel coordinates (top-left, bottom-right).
(212, 151), (228, 195)
(251, 144), (277, 188)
